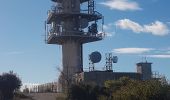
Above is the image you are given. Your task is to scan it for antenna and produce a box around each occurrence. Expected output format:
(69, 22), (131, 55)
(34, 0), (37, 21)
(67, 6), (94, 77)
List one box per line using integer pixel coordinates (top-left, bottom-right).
(105, 53), (118, 71)
(89, 51), (102, 71)
(102, 16), (104, 32)
(88, 0), (95, 14)
(89, 51), (102, 63)
(105, 53), (112, 71)
(44, 21), (47, 43)
(89, 57), (95, 71)
(145, 56), (147, 63)
(142, 56), (147, 63)
(112, 56), (118, 63)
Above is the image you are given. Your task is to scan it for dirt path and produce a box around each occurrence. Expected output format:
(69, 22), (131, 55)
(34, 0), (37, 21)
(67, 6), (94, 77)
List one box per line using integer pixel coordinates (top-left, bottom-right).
(31, 93), (57, 100)
(20, 93), (58, 100)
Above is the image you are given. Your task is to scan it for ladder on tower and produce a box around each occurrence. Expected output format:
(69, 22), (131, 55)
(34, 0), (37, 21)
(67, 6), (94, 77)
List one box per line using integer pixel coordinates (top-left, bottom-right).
(88, 0), (95, 14)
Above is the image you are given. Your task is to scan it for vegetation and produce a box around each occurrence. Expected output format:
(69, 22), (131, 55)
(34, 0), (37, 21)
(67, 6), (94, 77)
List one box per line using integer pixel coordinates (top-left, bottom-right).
(103, 77), (170, 100)
(69, 83), (102, 100)
(0, 71), (22, 100)
(68, 77), (170, 100)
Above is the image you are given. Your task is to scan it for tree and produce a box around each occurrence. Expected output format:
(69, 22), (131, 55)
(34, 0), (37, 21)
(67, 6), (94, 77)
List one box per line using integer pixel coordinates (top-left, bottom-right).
(68, 77), (170, 100)
(104, 77), (170, 100)
(69, 83), (102, 100)
(0, 71), (22, 100)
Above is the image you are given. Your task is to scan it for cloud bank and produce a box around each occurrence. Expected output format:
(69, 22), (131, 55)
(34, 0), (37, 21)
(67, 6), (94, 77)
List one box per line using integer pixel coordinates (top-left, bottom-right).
(112, 47), (170, 58)
(113, 48), (153, 54)
(100, 0), (141, 11)
(147, 55), (170, 58)
(115, 19), (170, 36)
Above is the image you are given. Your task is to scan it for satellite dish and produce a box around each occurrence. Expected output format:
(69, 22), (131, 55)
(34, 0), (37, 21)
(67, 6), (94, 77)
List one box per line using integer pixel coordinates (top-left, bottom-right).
(89, 51), (102, 63)
(112, 56), (118, 63)
(80, 19), (88, 29)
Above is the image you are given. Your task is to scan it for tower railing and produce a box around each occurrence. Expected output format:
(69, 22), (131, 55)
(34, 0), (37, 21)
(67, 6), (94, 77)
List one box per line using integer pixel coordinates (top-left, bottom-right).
(47, 30), (104, 39)
(47, 9), (102, 17)
(47, 4), (102, 21)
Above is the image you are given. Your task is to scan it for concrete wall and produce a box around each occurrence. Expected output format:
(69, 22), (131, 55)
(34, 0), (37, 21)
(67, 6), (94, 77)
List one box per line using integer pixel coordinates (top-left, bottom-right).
(62, 40), (83, 76)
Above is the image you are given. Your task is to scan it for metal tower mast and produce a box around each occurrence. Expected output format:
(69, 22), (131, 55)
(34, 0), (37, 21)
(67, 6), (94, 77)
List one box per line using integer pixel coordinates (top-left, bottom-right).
(46, 0), (103, 83)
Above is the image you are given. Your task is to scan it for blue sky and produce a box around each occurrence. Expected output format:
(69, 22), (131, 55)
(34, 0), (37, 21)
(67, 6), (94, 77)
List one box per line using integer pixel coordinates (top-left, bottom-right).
(0, 0), (170, 84)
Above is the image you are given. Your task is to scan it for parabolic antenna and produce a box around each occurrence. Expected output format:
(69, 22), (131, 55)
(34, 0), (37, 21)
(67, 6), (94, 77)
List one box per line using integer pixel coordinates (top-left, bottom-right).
(112, 56), (118, 63)
(89, 51), (102, 63)
(80, 19), (88, 29)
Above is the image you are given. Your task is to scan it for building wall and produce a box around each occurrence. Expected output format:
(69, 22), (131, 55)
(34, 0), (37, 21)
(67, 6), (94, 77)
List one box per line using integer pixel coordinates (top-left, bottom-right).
(136, 62), (152, 80)
(74, 62), (153, 86)
(76, 71), (141, 86)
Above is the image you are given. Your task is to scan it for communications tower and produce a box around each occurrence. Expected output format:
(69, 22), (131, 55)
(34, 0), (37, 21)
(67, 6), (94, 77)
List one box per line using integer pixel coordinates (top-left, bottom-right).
(45, 0), (104, 83)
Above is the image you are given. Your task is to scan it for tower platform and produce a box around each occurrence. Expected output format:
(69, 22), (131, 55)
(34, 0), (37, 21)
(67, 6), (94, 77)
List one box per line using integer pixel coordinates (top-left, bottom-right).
(51, 0), (89, 3)
(47, 11), (102, 24)
(47, 33), (103, 44)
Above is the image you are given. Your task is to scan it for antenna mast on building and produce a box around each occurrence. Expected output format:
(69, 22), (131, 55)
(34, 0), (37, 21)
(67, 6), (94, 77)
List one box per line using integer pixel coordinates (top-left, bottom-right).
(105, 53), (118, 71)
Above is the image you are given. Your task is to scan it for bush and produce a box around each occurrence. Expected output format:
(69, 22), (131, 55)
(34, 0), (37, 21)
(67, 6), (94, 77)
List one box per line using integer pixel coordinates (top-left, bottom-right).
(0, 71), (22, 100)
(67, 77), (170, 100)
(69, 83), (102, 100)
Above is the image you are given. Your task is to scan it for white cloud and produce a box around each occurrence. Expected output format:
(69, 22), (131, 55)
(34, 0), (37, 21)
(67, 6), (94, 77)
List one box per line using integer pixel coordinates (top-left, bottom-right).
(101, 23), (116, 37)
(147, 55), (170, 58)
(112, 47), (170, 59)
(115, 19), (143, 33)
(106, 31), (116, 37)
(144, 21), (169, 36)
(100, 0), (141, 11)
(115, 19), (170, 36)
(99, 31), (114, 37)
(113, 48), (153, 54)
